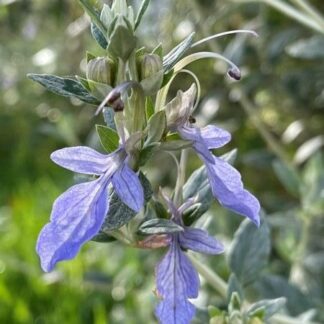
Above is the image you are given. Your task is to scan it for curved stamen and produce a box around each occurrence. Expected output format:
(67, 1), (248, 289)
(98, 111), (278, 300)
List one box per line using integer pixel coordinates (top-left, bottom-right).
(191, 29), (258, 48)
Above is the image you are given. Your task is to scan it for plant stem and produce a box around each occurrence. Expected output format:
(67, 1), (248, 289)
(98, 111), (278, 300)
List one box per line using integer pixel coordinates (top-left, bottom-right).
(238, 91), (292, 167)
(188, 253), (228, 299)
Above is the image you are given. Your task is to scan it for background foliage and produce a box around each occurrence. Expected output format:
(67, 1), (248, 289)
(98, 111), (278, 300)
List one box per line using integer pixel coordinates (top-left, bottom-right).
(0, 0), (323, 323)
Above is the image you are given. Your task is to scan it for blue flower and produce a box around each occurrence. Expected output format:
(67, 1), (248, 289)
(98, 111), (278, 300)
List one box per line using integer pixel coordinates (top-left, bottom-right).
(155, 197), (224, 324)
(165, 84), (260, 226)
(36, 146), (144, 272)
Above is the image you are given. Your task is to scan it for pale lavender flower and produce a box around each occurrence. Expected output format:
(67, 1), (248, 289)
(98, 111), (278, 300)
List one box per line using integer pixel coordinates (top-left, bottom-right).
(155, 197), (224, 324)
(165, 84), (260, 226)
(36, 146), (144, 272)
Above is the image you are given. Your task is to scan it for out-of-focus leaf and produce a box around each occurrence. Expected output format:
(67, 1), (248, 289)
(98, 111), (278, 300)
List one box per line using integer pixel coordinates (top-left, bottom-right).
(163, 32), (195, 72)
(294, 136), (324, 165)
(246, 298), (286, 320)
(228, 218), (271, 286)
(286, 36), (324, 59)
(138, 218), (183, 235)
(99, 173), (152, 231)
(256, 275), (313, 316)
(301, 153), (324, 214)
(268, 210), (302, 262)
(272, 159), (300, 197)
(91, 23), (108, 49)
(27, 74), (99, 105)
(96, 125), (119, 153)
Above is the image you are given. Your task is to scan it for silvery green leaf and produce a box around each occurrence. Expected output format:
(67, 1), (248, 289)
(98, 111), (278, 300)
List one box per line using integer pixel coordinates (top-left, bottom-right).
(228, 218), (270, 286)
(138, 219), (183, 235)
(246, 298), (286, 320)
(100, 173), (152, 231)
(107, 21), (137, 60)
(79, 0), (106, 35)
(127, 6), (135, 28)
(286, 36), (324, 60)
(145, 111), (166, 146)
(112, 0), (128, 16)
(272, 159), (300, 197)
(90, 23), (108, 49)
(100, 4), (114, 29)
(227, 273), (244, 304)
(135, 0), (150, 30)
(228, 292), (241, 313)
(163, 32), (195, 73)
(75, 75), (91, 92)
(96, 125), (119, 153)
(27, 73), (99, 105)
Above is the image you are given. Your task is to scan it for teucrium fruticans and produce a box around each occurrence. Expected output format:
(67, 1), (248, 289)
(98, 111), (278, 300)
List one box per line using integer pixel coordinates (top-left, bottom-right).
(29, 1), (261, 323)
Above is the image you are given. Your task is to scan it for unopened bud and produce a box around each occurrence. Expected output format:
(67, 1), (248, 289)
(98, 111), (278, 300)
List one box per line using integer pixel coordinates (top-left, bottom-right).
(139, 54), (164, 95)
(140, 54), (163, 80)
(86, 57), (116, 85)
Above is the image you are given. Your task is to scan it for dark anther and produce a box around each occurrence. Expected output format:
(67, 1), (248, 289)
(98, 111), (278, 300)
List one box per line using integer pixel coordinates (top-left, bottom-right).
(227, 68), (241, 81)
(189, 115), (196, 123)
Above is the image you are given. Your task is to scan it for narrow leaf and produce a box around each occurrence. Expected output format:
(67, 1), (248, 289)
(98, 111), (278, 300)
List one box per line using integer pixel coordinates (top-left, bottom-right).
(135, 0), (150, 30)
(27, 73), (99, 105)
(79, 0), (107, 35)
(145, 96), (155, 120)
(145, 111), (166, 146)
(96, 125), (119, 153)
(163, 33), (195, 72)
(91, 23), (108, 49)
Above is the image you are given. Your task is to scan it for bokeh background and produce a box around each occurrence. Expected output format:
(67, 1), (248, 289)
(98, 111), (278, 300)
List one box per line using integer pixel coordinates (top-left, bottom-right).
(0, 0), (323, 323)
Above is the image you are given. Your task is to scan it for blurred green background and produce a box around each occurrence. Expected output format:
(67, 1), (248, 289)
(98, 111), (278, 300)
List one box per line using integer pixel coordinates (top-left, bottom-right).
(0, 0), (323, 323)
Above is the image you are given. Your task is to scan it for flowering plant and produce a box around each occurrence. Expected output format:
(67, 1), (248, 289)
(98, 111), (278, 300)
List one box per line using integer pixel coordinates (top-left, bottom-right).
(26, 0), (279, 322)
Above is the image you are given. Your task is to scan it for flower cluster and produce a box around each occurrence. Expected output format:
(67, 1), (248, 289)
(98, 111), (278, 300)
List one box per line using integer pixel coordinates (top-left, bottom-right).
(30, 0), (260, 323)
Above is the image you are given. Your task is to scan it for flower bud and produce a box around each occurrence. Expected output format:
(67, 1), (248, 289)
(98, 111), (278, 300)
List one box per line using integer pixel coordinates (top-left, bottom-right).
(140, 54), (163, 80)
(139, 54), (163, 95)
(86, 57), (116, 86)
